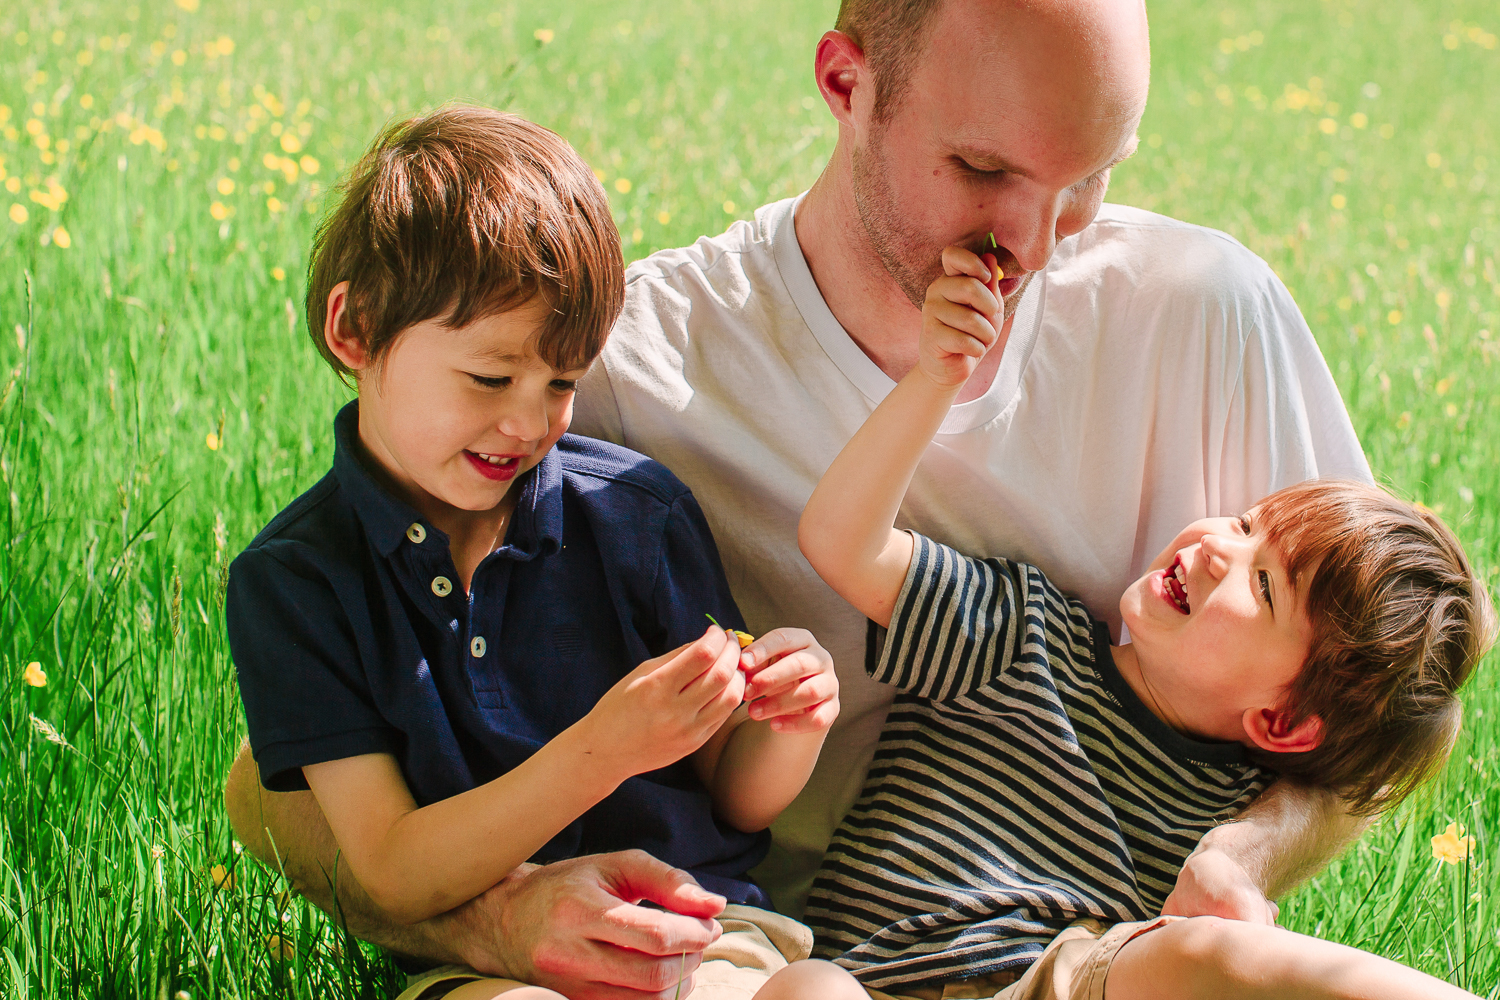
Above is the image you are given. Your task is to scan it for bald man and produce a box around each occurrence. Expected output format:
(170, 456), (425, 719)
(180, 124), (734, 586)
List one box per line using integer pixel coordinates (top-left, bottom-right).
(224, 1), (1372, 997)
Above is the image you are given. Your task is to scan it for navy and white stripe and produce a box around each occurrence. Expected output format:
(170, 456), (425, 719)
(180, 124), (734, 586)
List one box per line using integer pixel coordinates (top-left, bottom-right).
(806, 535), (1272, 989)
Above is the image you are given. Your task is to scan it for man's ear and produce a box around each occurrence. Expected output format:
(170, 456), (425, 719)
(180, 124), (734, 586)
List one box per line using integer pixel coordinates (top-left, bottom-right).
(1243, 706), (1323, 755)
(323, 280), (368, 374)
(814, 30), (866, 128)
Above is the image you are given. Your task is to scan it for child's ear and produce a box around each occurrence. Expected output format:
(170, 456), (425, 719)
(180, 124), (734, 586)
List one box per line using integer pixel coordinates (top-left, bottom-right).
(1242, 706), (1323, 755)
(323, 281), (369, 373)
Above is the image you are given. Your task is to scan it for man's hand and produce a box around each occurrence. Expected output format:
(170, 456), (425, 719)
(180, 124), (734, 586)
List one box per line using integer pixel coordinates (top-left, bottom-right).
(448, 851), (727, 1000)
(740, 628), (840, 734)
(1161, 839), (1280, 925)
(918, 246), (1003, 389)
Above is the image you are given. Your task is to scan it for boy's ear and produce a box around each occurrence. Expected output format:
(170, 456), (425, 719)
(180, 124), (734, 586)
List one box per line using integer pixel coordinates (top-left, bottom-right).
(323, 281), (369, 373)
(1242, 706), (1323, 755)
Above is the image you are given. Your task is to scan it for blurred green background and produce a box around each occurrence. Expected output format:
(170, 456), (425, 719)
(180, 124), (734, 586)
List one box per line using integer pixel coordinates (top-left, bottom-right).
(0, 0), (1496, 996)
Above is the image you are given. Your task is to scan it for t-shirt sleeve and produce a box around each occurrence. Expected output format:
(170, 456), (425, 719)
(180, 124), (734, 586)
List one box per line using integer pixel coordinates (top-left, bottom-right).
(872, 533), (1098, 710)
(1219, 270), (1372, 507)
(226, 544), (400, 792)
(652, 492), (749, 652)
(572, 347), (626, 445)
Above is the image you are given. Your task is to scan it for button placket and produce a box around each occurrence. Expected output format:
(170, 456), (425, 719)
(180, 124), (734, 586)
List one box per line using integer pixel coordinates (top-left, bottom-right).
(431, 576), (453, 597)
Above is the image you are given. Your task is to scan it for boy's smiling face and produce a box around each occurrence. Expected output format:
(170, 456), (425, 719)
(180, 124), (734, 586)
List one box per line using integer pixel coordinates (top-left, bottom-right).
(326, 285), (587, 528)
(1117, 510), (1318, 748)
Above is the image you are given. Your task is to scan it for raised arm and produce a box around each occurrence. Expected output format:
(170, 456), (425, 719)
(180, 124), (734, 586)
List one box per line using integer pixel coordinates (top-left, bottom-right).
(799, 246), (1004, 626)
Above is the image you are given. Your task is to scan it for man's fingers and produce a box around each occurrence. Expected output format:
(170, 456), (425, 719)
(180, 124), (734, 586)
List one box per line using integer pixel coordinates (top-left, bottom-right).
(534, 935), (706, 998)
(605, 850), (727, 922)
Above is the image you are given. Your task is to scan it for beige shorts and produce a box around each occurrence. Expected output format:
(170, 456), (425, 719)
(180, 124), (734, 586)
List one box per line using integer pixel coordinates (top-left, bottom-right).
(395, 904), (814, 1000)
(865, 916), (1180, 1000)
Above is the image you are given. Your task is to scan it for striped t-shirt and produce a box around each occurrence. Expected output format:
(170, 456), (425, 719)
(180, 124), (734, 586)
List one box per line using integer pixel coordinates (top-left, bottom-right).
(805, 534), (1274, 989)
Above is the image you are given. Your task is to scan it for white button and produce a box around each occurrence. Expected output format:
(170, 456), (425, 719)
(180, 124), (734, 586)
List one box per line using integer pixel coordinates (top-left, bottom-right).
(406, 523), (426, 544)
(471, 636), (487, 658)
(431, 576), (453, 597)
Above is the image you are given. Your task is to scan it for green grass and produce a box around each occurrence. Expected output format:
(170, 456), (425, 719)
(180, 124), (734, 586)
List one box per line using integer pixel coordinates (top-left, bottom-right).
(0, 0), (1496, 995)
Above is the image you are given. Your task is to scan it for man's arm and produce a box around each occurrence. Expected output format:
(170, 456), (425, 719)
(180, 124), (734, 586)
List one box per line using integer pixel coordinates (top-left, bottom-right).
(224, 745), (726, 999)
(1161, 780), (1371, 923)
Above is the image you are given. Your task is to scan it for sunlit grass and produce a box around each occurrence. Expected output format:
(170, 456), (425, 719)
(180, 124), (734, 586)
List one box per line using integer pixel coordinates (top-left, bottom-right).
(0, 0), (1496, 995)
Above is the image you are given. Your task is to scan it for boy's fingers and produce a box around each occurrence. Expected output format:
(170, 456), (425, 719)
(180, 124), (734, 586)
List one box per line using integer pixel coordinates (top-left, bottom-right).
(742, 646), (821, 693)
(980, 251), (1002, 297)
(941, 244), (991, 282)
(738, 627), (817, 671)
(767, 697), (840, 734)
(927, 274), (1001, 317)
(749, 672), (838, 720)
(683, 630), (743, 704)
(656, 625), (727, 689)
(925, 304), (998, 355)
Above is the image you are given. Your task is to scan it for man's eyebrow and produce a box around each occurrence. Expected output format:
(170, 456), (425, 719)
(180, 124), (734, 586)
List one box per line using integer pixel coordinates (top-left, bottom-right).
(950, 133), (1142, 180)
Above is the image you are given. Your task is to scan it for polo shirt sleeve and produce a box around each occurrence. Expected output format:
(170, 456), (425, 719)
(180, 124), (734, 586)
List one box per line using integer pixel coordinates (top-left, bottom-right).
(651, 492), (749, 651)
(873, 533), (1097, 712)
(226, 543), (400, 792)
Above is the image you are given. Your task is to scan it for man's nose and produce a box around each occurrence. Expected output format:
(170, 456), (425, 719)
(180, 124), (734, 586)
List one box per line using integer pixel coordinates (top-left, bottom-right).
(995, 188), (1063, 275)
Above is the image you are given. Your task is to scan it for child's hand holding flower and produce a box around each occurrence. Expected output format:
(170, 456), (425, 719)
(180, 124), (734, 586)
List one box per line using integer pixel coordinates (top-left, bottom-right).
(918, 245), (1005, 389)
(738, 628), (840, 734)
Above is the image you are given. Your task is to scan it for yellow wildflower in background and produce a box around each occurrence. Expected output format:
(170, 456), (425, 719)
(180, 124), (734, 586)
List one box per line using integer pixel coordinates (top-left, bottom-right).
(8, 204), (25, 224)
(534, 28), (555, 44)
(206, 431), (221, 450)
(614, 178), (632, 194)
(52, 227), (71, 249)
(1432, 822), (1476, 865)
(23, 661), (47, 686)
(271, 266), (286, 281)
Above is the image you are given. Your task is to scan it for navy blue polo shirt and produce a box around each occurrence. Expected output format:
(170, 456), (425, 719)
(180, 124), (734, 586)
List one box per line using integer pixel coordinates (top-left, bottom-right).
(227, 402), (770, 906)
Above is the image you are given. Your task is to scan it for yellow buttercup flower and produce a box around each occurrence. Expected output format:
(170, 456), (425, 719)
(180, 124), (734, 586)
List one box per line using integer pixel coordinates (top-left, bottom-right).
(1432, 822), (1476, 865)
(732, 630), (755, 649)
(534, 28), (555, 44)
(211, 864), (234, 889)
(206, 432), (221, 451)
(23, 661), (47, 687)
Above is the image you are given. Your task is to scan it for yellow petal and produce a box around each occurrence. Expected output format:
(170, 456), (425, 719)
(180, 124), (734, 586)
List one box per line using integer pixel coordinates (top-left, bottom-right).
(211, 864), (233, 889)
(733, 630), (755, 649)
(23, 661), (47, 687)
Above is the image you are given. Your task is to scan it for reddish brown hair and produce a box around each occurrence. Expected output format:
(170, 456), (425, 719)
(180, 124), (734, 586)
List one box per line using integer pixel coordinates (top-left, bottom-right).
(306, 104), (623, 380)
(834, 0), (943, 123)
(1251, 480), (1496, 814)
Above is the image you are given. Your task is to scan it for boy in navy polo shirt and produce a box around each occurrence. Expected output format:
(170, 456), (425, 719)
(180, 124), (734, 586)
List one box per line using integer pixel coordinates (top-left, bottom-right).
(227, 106), (868, 1000)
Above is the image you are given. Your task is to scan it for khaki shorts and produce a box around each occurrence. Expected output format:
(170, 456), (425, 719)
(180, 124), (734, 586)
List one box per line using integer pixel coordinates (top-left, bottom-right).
(395, 904), (814, 1000)
(865, 916), (1181, 1000)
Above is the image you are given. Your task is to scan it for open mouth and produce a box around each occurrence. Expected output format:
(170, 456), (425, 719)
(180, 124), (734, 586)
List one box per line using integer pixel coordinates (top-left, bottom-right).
(464, 450), (522, 482)
(1164, 554), (1191, 615)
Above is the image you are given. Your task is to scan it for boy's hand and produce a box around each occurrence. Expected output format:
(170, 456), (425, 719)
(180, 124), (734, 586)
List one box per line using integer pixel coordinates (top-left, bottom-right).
(919, 246), (1004, 389)
(739, 628), (840, 734)
(583, 626), (745, 778)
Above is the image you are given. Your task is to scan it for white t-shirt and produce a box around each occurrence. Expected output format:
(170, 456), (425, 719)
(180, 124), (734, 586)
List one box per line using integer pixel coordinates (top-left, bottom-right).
(572, 195), (1370, 916)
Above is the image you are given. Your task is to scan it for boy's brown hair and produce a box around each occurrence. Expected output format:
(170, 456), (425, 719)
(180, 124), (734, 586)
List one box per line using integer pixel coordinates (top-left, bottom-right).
(306, 104), (623, 379)
(1251, 479), (1496, 814)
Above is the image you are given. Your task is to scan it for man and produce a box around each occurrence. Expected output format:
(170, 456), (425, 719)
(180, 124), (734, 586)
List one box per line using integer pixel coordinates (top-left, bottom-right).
(224, 1), (1372, 997)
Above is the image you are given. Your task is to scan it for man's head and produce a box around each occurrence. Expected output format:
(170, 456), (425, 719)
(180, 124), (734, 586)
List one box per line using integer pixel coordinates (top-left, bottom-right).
(306, 105), (623, 517)
(818, 0), (1150, 314)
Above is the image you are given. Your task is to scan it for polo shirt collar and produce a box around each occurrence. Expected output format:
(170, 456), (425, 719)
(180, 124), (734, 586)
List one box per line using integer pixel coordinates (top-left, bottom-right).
(331, 401), (564, 561)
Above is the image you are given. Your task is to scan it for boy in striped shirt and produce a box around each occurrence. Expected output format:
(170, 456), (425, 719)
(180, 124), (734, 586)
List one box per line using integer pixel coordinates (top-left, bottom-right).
(797, 244), (1495, 1000)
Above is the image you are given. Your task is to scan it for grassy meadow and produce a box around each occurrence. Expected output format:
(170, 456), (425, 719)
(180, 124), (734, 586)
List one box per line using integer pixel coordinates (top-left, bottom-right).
(0, 0), (1497, 995)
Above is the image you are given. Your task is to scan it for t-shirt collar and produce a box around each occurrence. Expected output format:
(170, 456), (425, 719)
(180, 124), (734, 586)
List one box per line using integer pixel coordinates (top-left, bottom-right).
(763, 193), (1048, 433)
(331, 400), (563, 562)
